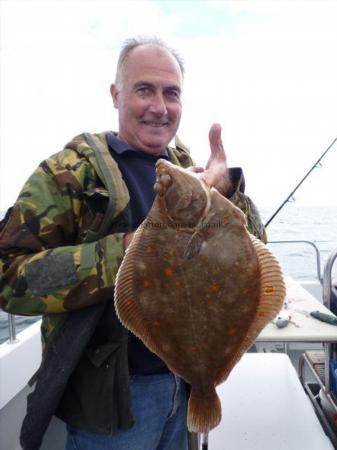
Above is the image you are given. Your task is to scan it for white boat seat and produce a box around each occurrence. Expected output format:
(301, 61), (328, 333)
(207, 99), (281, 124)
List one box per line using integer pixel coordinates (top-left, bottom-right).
(208, 353), (335, 450)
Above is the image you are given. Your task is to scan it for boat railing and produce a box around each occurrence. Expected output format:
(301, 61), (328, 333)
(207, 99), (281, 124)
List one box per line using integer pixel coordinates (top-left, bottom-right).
(3, 313), (41, 346)
(7, 313), (18, 344)
(268, 239), (323, 284)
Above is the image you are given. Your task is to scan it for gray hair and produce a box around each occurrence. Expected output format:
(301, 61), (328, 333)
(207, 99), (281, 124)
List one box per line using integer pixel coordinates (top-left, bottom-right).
(115, 36), (184, 89)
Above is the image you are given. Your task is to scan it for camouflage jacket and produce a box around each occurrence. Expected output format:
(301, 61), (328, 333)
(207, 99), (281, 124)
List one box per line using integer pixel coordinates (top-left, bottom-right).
(0, 131), (266, 345)
(0, 131), (266, 436)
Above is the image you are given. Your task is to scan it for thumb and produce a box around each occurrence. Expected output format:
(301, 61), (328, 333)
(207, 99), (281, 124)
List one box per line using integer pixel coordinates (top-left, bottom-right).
(209, 123), (222, 152)
(207, 123), (226, 169)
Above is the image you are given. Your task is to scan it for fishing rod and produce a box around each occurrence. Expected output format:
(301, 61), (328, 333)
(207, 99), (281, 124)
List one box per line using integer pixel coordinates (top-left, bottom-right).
(264, 136), (337, 228)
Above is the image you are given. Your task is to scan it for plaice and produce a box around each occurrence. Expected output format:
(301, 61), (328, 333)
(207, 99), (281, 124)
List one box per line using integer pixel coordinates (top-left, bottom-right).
(115, 159), (285, 433)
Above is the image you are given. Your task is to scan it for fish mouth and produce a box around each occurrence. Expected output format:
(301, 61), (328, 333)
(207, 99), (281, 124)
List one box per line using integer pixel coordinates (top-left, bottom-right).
(154, 159), (174, 196)
(154, 174), (172, 196)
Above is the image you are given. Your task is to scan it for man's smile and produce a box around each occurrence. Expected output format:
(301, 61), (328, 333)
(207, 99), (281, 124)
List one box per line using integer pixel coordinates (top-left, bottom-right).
(140, 121), (169, 127)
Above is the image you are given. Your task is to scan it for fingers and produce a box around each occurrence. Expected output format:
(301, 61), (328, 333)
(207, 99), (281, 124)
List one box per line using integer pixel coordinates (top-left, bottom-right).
(187, 166), (205, 174)
(123, 231), (135, 250)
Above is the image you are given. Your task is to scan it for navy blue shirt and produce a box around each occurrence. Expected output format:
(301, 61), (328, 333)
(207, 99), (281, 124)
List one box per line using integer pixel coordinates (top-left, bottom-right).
(107, 132), (170, 374)
(107, 132), (169, 229)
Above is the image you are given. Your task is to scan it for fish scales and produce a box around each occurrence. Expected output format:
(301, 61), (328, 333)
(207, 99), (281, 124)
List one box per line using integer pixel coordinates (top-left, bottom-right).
(115, 159), (285, 433)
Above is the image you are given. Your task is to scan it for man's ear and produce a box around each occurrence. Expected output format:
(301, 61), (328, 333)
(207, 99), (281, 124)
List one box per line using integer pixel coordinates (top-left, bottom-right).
(110, 84), (119, 109)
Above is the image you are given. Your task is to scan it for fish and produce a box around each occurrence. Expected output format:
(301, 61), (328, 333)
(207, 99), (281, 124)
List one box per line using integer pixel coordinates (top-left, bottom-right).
(114, 159), (285, 434)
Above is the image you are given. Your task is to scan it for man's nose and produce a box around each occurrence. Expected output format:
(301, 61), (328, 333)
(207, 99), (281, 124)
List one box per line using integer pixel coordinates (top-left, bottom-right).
(149, 92), (167, 115)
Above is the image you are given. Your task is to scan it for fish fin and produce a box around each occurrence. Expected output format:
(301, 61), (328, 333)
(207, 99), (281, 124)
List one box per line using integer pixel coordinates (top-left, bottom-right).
(187, 386), (221, 433)
(214, 234), (285, 386)
(248, 233), (286, 330)
(114, 225), (162, 356)
(183, 232), (204, 259)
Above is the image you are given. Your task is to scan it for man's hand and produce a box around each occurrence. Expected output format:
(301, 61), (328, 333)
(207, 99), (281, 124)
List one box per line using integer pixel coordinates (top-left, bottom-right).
(123, 231), (135, 250)
(188, 123), (232, 196)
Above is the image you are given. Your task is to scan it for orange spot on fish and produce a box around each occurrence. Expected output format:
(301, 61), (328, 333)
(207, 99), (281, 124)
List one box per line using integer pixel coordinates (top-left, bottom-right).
(153, 320), (160, 327)
(175, 280), (182, 288)
(191, 345), (198, 353)
(126, 299), (134, 306)
(164, 267), (173, 276)
(258, 312), (265, 317)
(227, 327), (237, 336)
(265, 286), (274, 293)
(143, 280), (150, 288)
(162, 282), (169, 289)
(210, 281), (218, 292)
(223, 215), (229, 224)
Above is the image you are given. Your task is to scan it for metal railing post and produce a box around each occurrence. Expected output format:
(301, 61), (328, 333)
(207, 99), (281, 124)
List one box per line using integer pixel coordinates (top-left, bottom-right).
(7, 313), (18, 344)
(322, 247), (337, 310)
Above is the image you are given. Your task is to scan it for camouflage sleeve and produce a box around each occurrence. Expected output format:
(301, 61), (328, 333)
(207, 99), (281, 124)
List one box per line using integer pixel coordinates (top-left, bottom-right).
(227, 168), (267, 243)
(0, 152), (124, 316)
(229, 191), (267, 243)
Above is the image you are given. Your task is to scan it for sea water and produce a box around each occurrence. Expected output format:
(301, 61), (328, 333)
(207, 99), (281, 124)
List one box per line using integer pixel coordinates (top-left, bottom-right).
(0, 204), (337, 343)
(261, 204), (337, 280)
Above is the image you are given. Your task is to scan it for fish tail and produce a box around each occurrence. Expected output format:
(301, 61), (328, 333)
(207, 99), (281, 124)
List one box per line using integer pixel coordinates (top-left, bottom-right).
(187, 387), (221, 433)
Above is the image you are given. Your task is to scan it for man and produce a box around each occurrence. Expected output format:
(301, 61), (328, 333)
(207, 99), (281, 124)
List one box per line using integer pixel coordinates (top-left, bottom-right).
(0, 37), (266, 450)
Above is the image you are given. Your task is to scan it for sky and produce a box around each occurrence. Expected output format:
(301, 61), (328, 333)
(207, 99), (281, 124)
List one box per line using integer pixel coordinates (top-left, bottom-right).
(1, 0), (337, 214)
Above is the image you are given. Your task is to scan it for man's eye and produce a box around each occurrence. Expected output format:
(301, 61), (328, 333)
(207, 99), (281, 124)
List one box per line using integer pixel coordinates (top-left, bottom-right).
(166, 90), (180, 99)
(138, 87), (151, 95)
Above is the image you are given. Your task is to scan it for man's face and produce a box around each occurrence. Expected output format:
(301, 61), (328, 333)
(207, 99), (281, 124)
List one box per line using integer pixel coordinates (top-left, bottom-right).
(110, 45), (183, 155)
